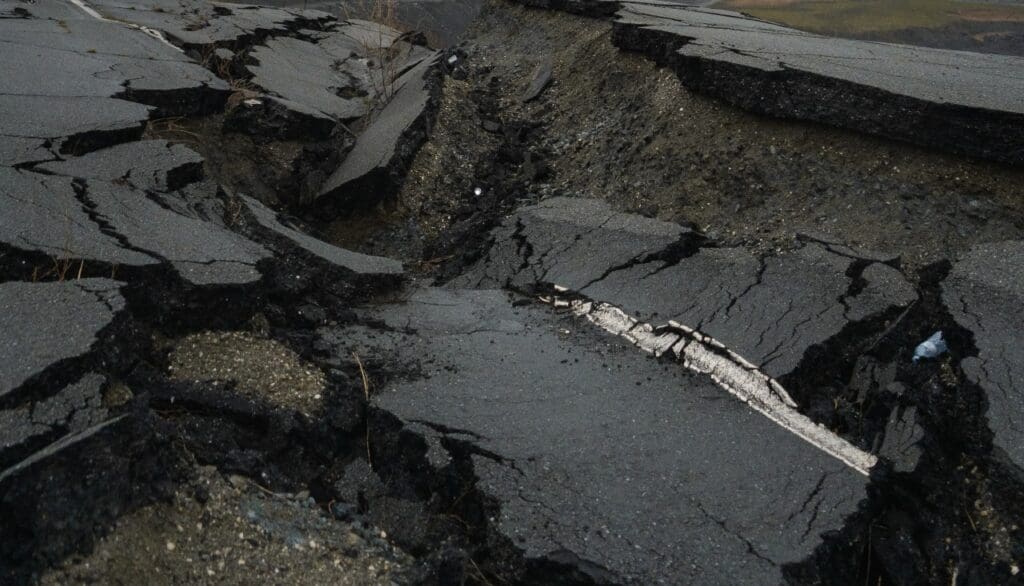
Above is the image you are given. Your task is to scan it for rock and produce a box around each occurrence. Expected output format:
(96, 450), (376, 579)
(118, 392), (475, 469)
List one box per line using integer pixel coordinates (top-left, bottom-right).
(522, 58), (553, 102)
(878, 407), (925, 473)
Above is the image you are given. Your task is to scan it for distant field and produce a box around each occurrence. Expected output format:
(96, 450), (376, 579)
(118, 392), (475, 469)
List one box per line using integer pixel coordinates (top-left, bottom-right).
(715, 0), (1024, 34)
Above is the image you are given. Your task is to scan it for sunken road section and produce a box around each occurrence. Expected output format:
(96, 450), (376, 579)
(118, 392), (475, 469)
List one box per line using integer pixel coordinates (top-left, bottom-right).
(0, 0), (442, 579)
(512, 0), (1024, 167)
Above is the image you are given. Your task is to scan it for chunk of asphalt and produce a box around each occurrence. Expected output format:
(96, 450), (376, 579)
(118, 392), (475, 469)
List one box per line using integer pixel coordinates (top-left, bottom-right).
(38, 140), (205, 193)
(329, 287), (867, 584)
(0, 137), (56, 169)
(522, 58), (553, 102)
(942, 240), (1024, 469)
(317, 55), (438, 204)
(454, 196), (689, 291)
(0, 373), (109, 455)
(0, 95), (151, 158)
(878, 406), (925, 474)
(0, 168), (157, 268)
(607, 2), (1024, 166)
(82, 179), (269, 285)
(0, 168), (269, 285)
(0, 16), (228, 113)
(0, 7), (237, 166)
(241, 195), (403, 276)
(0, 280), (124, 399)
(844, 263), (917, 323)
(248, 35), (372, 122)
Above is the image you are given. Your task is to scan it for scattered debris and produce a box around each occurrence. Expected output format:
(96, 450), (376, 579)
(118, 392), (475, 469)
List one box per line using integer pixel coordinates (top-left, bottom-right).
(522, 58), (553, 102)
(913, 331), (948, 362)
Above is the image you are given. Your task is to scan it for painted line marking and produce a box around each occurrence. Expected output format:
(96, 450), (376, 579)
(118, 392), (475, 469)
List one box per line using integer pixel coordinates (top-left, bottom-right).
(541, 288), (878, 476)
(67, 0), (182, 52)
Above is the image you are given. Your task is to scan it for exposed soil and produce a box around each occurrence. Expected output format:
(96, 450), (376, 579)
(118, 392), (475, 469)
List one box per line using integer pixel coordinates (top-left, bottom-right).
(40, 467), (416, 585)
(168, 331), (327, 413)
(326, 0), (1024, 277)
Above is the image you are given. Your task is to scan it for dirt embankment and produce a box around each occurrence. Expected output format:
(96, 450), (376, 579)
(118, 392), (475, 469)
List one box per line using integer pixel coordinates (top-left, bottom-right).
(334, 0), (1024, 276)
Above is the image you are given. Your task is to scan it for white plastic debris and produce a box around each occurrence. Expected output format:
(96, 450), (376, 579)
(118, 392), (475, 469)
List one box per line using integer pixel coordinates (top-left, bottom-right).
(913, 331), (948, 362)
(243, 99), (263, 107)
(474, 187), (483, 196)
(447, 55), (459, 65)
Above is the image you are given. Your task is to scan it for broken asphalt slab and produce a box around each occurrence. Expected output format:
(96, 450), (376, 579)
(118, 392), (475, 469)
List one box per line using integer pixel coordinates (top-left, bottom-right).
(943, 241), (1024, 470)
(0, 279), (123, 400)
(458, 196), (917, 380)
(323, 287), (868, 584)
(241, 195), (404, 276)
(37, 140), (204, 193)
(513, 0), (1024, 166)
(0, 166), (269, 286)
(316, 54), (440, 208)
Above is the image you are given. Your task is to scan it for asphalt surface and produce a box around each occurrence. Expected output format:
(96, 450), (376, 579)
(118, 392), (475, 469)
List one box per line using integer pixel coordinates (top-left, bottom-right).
(0, 280), (123, 400)
(458, 197), (917, 379)
(318, 51), (439, 202)
(312, 197), (937, 581)
(943, 242), (1024, 470)
(327, 287), (868, 584)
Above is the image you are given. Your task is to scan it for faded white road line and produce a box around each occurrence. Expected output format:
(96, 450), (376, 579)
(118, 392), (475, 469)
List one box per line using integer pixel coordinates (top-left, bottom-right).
(541, 287), (879, 476)
(67, 0), (182, 52)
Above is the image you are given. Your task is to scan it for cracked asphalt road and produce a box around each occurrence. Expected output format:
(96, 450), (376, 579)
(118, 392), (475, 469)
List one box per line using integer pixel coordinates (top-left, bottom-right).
(2, 0), (1024, 583)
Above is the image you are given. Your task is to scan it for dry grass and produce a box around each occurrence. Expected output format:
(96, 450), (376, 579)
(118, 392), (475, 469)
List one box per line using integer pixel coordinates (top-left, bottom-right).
(343, 0), (405, 104)
(199, 46), (261, 112)
(716, 0), (1024, 33)
(145, 116), (202, 144)
(31, 214), (85, 283)
(353, 352), (374, 466)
